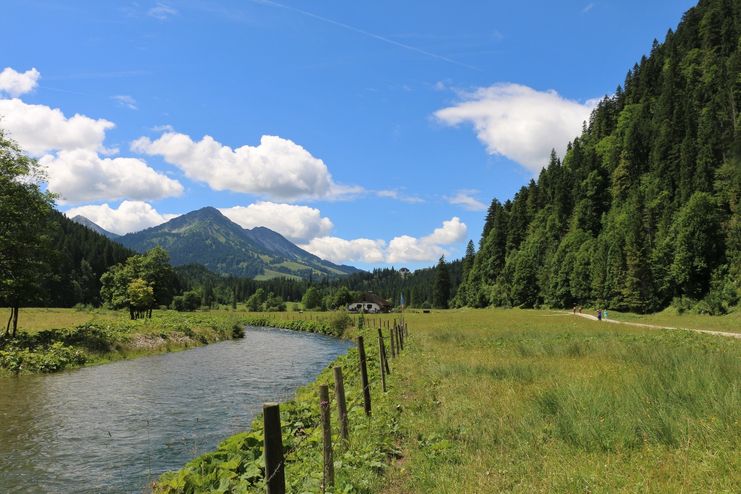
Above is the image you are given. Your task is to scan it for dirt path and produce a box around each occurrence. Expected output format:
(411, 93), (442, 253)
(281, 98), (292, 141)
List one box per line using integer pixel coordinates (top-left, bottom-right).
(570, 311), (741, 339)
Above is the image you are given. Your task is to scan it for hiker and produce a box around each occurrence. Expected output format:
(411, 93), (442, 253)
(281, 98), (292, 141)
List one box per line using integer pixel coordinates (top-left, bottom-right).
(573, 305), (577, 314)
(603, 309), (608, 320)
(597, 309), (602, 321)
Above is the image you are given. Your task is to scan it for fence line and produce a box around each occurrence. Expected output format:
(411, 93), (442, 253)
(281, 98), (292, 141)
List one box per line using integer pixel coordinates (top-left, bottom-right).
(262, 319), (410, 492)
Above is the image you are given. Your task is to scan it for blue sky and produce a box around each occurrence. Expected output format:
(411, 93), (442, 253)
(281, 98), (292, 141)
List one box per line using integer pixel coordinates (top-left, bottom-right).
(1, 0), (696, 270)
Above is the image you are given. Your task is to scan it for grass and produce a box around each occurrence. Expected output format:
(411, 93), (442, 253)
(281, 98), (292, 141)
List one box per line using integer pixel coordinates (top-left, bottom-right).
(0, 307), (251, 374)
(5, 306), (740, 491)
(376, 308), (741, 493)
(603, 307), (741, 333)
(155, 322), (400, 493)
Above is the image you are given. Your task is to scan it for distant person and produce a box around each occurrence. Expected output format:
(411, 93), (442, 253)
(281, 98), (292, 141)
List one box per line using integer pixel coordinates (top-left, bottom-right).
(604, 309), (608, 320)
(573, 305), (577, 314)
(578, 306), (583, 314)
(597, 309), (602, 321)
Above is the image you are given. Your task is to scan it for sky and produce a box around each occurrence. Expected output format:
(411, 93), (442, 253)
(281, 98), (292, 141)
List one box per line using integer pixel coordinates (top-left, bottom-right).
(1, 0), (696, 271)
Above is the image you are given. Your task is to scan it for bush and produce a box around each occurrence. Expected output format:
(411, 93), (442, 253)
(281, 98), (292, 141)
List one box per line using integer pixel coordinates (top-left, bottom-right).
(329, 311), (352, 335)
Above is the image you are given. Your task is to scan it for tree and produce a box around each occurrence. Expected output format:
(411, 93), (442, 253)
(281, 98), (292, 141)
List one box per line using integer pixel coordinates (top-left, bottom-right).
(433, 256), (450, 309)
(99, 248), (178, 319)
(302, 286), (322, 309)
(670, 192), (725, 299)
(0, 130), (55, 336)
(246, 288), (266, 311)
(127, 278), (155, 319)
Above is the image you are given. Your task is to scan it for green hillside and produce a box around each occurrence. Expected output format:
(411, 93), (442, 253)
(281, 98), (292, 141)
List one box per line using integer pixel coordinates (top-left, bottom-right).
(457, 0), (741, 314)
(117, 207), (360, 280)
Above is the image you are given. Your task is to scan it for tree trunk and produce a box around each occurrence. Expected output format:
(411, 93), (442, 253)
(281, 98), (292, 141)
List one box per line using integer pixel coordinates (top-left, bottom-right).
(11, 305), (19, 338)
(5, 309), (12, 336)
(129, 305), (135, 320)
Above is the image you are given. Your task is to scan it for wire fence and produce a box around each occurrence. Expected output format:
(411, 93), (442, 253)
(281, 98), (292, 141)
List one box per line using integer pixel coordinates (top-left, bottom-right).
(262, 320), (408, 493)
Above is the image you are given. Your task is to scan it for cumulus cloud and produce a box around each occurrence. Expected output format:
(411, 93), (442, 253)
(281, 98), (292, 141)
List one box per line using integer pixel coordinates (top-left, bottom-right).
(0, 67), (40, 97)
(301, 217), (467, 264)
(435, 83), (597, 172)
(40, 149), (183, 203)
(219, 201), (334, 243)
(446, 189), (486, 211)
(132, 132), (360, 201)
(65, 201), (179, 235)
(0, 70), (184, 203)
(386, 216), (467, 262)
(299, 237), (387, 264)
(0, 97), (114, 154)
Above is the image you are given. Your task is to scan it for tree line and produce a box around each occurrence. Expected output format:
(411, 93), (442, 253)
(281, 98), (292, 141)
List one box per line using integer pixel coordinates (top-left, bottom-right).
(455, 0), (740, 314)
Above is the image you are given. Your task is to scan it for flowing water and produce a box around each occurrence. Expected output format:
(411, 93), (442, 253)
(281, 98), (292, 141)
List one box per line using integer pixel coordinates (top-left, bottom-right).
(0, 326), (352, 493)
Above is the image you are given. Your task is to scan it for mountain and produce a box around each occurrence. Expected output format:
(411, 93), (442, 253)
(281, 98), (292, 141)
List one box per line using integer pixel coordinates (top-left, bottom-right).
(117, 207), (360, 279)
(41, 211), (134, 307)
(455, 0), (740, 314)
(71, 215), (120, 239)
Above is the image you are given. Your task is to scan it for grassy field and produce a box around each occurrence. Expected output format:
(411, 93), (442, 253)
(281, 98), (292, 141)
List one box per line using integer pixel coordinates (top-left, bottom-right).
(604, 307), (741, 333)
(0, 307), (250, 374)
(148, 307), (740, 493)
(373, 309), (741, 493)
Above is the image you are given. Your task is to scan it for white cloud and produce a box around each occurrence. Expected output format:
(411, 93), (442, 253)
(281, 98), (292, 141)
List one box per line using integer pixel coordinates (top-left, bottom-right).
(132, 132), (361, 201)
(582, 3), (595, 13)
(40, 149), (183, 203)
(148, 3), (178, 20)
(386, 216), (467, 262)
(301, 217), (467, 264)
(446, 189), (486, 211)
(0, 67), (40, 97)
(219, 201), (334, 243)
(0, 73), (184, 203)
(435, 83), (597, 172)
(64, 201), (178, 235)
(299, 237), (387, 264)
(0, 97), (114, 154)
(112, 94), (138, 110)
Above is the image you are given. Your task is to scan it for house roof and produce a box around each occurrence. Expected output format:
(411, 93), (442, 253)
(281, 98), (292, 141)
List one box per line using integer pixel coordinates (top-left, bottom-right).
(352, 292), (392, 308)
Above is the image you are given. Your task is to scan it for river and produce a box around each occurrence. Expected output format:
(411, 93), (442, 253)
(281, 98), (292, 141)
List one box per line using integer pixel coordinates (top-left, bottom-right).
(0, 326), (352, 493)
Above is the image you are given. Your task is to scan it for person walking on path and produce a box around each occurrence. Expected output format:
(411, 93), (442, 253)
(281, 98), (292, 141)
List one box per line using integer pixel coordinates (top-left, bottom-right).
(597, 309), (602, 321)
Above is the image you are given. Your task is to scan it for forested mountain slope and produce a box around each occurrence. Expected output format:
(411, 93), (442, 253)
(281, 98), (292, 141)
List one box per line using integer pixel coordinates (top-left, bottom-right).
(118, 207), (360, 280)
(456, 0), (741, 313)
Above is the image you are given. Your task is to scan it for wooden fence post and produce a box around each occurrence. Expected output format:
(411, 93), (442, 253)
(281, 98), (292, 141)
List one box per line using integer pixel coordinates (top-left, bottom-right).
(319, 384), (334, 492)
(263, 403), (285, 494)
(389, 325), (396, 358)
(377, 332), (387, 392)
(377, 327), (390, 375)
(357, 336), (371, 416)
(333, 366), (349, 443)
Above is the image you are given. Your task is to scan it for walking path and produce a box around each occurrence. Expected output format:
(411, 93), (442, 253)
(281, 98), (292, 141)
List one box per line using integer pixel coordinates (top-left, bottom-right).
(571, 312), (741, 339)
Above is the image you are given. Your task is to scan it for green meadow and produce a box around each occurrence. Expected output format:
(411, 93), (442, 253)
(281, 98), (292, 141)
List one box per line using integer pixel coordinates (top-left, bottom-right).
(379, 309), (741, 493)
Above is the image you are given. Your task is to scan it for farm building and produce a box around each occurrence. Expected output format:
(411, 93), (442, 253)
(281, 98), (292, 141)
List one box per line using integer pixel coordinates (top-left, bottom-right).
(347, 292), (392, 313)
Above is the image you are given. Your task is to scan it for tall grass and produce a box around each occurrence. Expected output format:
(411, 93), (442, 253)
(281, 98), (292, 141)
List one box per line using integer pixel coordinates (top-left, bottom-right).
(381, 309), (741, 493)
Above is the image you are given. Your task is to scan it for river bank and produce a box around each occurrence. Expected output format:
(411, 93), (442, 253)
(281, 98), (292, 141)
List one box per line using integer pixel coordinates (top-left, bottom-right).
(154, 322), (405, 493)
(156, 308), (740, 493)
(0, 308), (352, 375)
(0, 326), (352, 493)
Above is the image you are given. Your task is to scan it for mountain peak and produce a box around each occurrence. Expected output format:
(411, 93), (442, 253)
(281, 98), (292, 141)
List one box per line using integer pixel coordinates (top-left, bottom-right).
(117, 206), (360, 279)
(70, 215), (120, 239)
